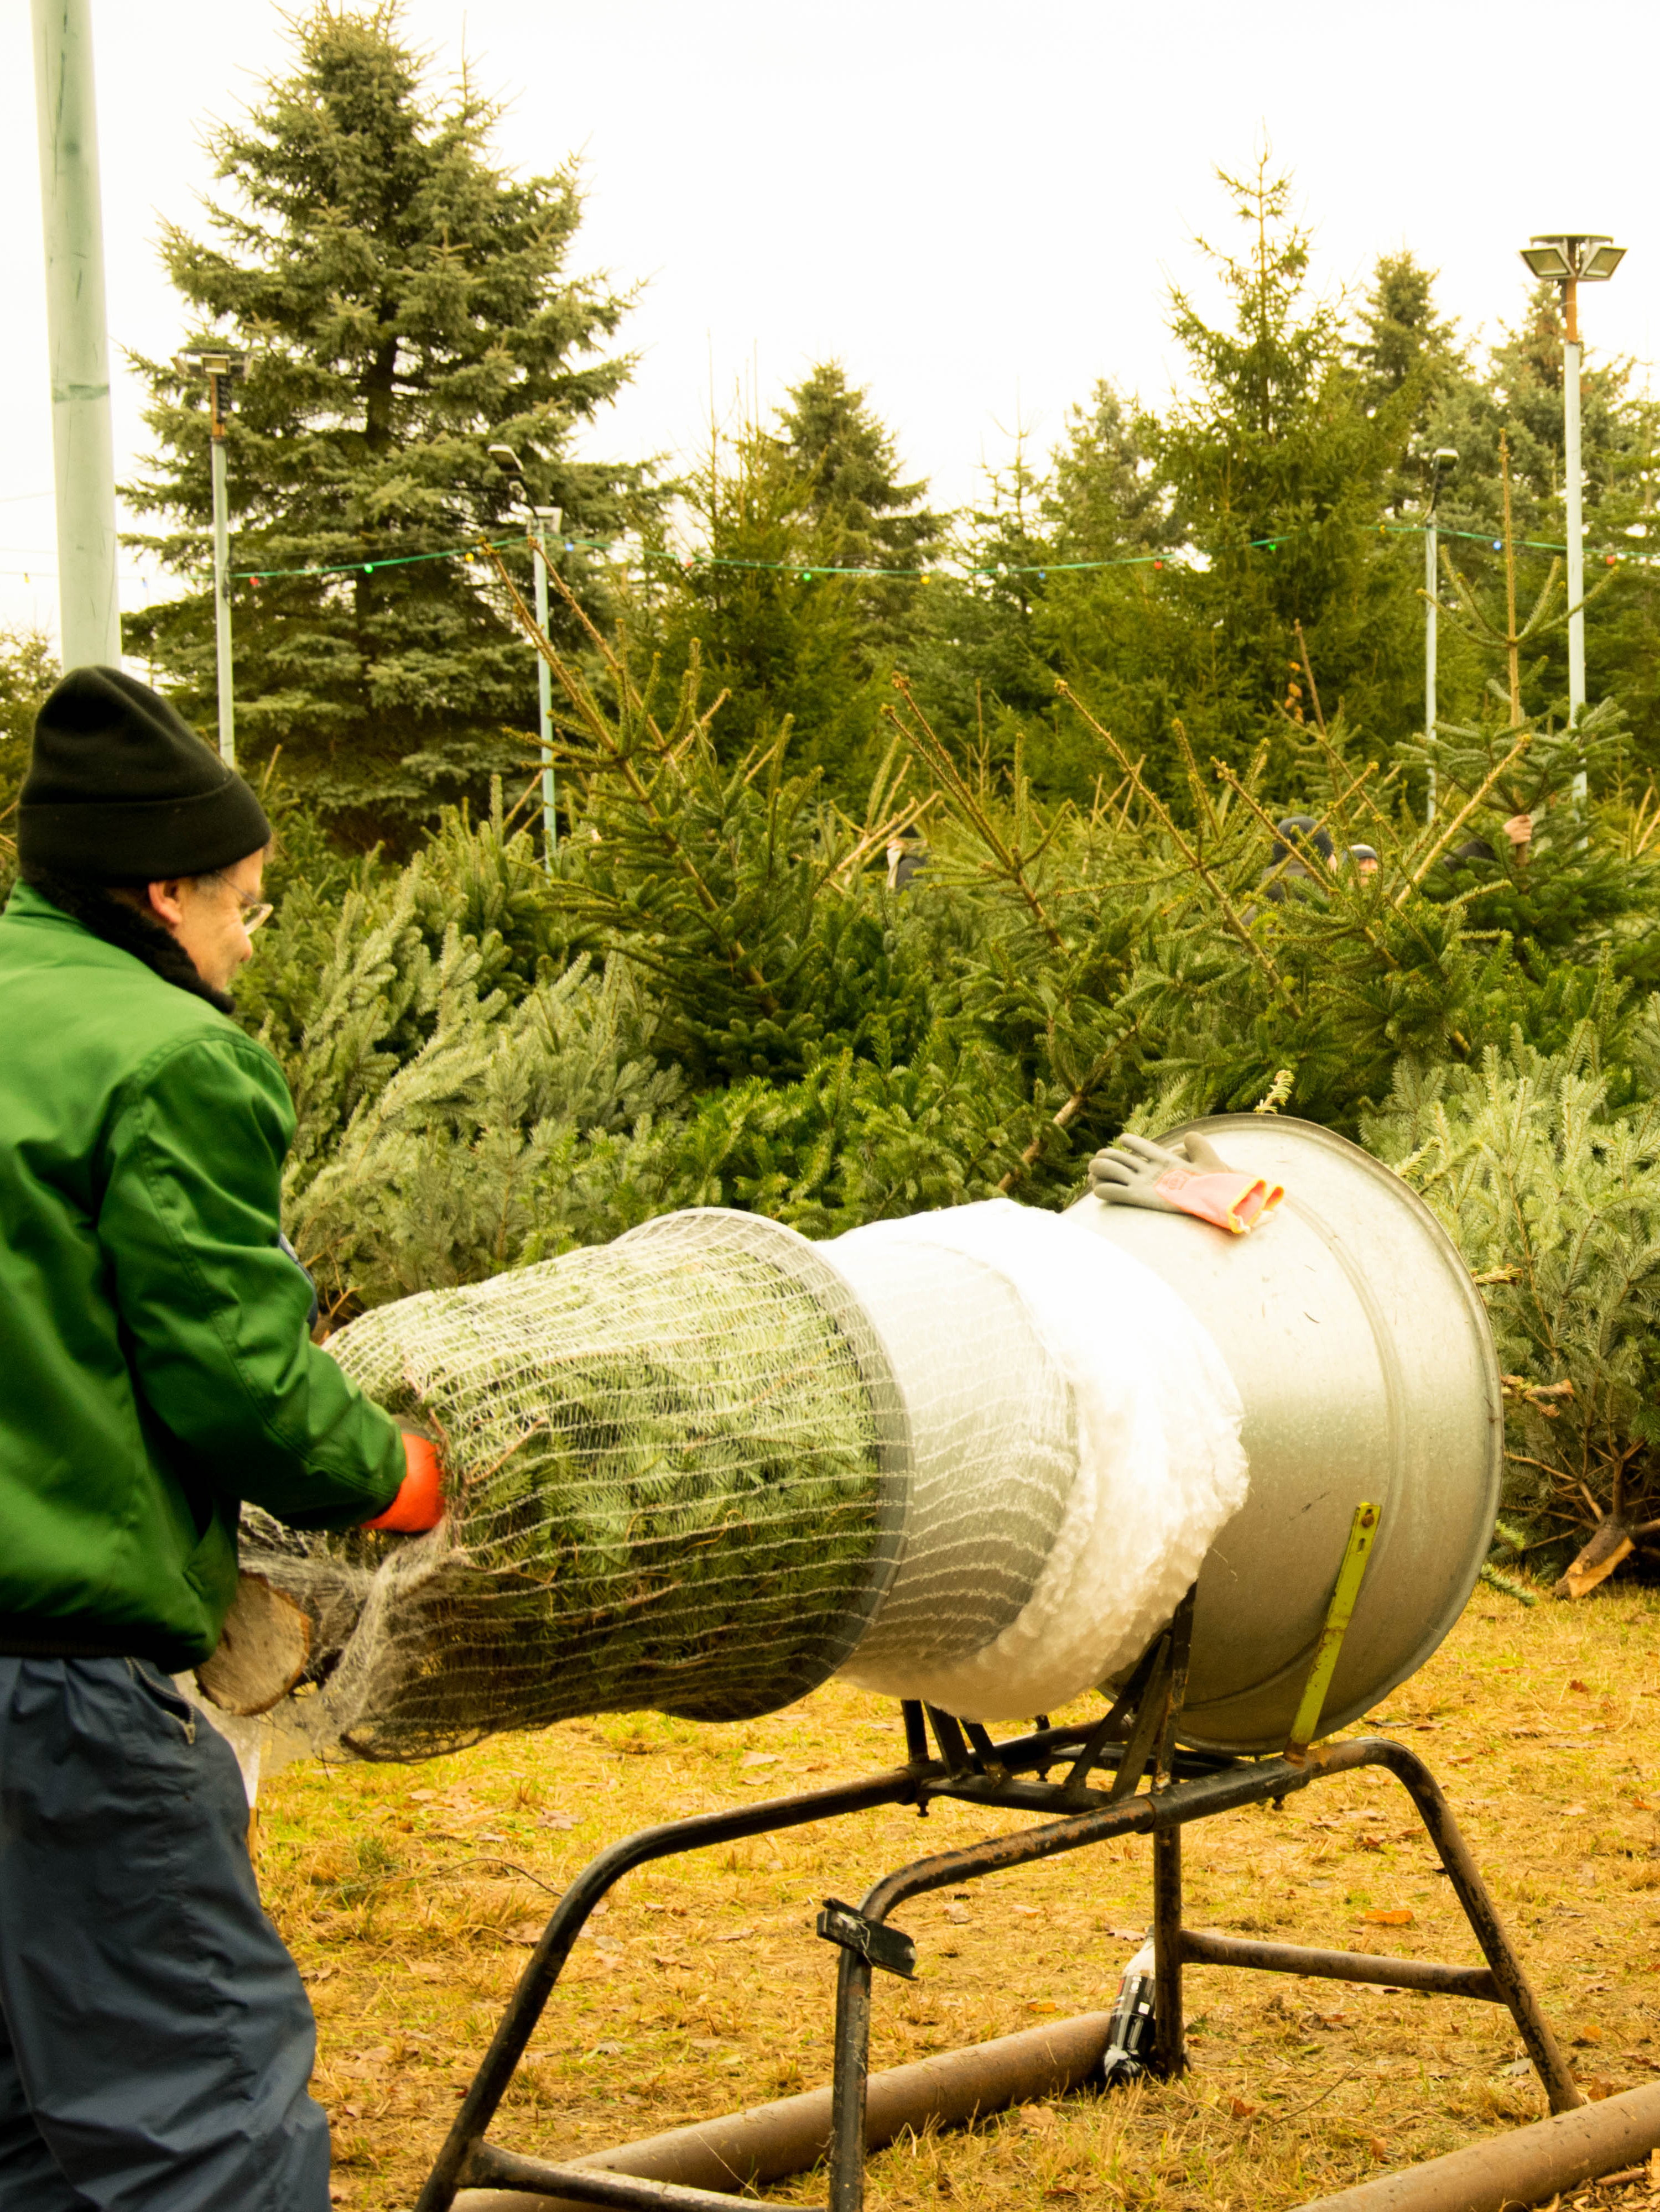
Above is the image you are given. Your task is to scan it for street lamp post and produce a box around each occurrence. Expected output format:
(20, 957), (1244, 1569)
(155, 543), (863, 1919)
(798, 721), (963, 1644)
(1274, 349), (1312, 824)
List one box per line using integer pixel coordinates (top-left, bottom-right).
(32, 0), (121, 669)
(529, 505), (563, 863)
(1518, 233), (1625, 804)
(175, 350), (248, 766)
(487, 443), (561, 866)
(1423, 447), (1457, 821)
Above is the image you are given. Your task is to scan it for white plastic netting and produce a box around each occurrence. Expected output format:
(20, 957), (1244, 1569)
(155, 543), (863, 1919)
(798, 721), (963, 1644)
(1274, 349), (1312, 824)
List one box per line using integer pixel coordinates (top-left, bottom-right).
(828, 1200), (1248, 1720)
(238, 1198), (1247, 1757)
(242, 1210), (903, 1759)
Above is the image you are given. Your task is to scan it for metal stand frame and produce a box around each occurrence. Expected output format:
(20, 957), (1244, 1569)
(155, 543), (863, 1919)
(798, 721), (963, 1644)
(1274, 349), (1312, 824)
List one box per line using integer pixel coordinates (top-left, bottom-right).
(414, 1673), (1577, 2210)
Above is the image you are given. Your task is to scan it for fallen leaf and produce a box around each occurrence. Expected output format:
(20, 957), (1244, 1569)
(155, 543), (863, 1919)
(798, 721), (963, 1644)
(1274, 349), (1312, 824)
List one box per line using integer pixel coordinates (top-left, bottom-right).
(1572, 2023), (1604, 2046)
(537, 1811), (578, 1832)
(1106, 1925), (1146, 1943)
(1560, 1804), (1589, 1817)
(301, 1965), (336, 1984)
(1018, 2104), (1055, 2131)
(1360, 1908), (1414, 1926)
(409, 1788), (437, 1802)
(1367, 2137), (1389, 2161)
(740, 1752), (779, 1768)
(587, 2039), (626, 2056)
(714, 1927), (756, 1943)
(1581, 2075), (1617, 2100)
(506, 1920), (545, 1946)
(1230, 2096), (1260, 2119)
(1025, 2000), (1058, 2013)
(1356, 1835), (1385, 1852)
(1569, 1680), (1591, 1694)
(339, 2103), (363, 2120)
(944, 1904), (971, 1924)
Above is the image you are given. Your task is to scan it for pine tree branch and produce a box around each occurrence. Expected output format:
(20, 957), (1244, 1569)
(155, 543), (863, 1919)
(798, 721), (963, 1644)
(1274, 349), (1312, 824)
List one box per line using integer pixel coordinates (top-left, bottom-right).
(884, 676), (1069, 952)
(995, 1021), (1143, 1194)
(1209, 759), (1401, 971)
(1394, 725), (1535, 900)
(1055, 682), (1303, 1014)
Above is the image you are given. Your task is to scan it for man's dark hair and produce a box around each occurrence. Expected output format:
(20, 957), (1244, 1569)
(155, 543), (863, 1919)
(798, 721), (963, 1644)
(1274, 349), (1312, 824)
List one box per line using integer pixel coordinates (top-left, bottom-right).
(1271, 814), (1335, 867)
(19, 863), (236, 1014)
(1449, 837), (1498, 868)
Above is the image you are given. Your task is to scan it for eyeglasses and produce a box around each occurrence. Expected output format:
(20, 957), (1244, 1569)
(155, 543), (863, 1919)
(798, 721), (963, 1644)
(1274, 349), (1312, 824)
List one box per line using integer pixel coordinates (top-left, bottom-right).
(203, 873), (274, 933)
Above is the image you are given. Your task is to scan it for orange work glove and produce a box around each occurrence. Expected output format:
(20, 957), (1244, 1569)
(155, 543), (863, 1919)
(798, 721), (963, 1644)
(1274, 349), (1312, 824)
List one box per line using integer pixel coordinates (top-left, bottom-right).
(1088, 1129), (1284, 1237)
(363, 1427), (446, 1532)
(1151, 1165), (1282, 1235)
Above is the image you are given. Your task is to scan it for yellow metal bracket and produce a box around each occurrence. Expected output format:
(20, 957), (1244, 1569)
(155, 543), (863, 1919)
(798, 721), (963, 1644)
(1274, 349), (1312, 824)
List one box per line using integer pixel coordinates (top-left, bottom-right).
(1283, 1501), (1380, 1765)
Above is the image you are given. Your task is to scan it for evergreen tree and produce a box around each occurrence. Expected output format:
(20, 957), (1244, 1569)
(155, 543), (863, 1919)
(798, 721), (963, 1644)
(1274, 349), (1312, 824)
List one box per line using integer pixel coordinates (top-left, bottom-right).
(1149, 158), (1422, 771)
(0, 626), (58, 887)
(1048, 382), (1179, 559)
(775, 363), (941, 573)
(124, 3), (643, 842)
(1350, 250), (1468, 515)
(631, 366), (941, 799)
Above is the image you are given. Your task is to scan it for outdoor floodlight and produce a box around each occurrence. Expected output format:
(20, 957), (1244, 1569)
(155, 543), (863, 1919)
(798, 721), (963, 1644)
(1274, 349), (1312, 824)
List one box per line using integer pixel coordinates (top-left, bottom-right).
(1520, 239), (1574, 281)
(1520, 234), (1624, 284)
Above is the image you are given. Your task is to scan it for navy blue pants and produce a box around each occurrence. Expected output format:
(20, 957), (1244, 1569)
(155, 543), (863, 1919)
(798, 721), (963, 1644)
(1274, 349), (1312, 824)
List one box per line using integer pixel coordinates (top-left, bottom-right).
(0, 1657), (330, 2210)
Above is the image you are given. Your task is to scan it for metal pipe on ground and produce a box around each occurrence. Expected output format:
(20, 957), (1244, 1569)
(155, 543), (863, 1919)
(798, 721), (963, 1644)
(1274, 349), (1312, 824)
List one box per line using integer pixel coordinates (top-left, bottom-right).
(452, 2008), (1117, 2212)
(1295, 2078), (1660, 2212)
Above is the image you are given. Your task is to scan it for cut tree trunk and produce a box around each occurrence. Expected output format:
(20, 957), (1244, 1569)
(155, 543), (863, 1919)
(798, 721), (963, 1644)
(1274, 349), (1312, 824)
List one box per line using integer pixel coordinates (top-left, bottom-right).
(1553, 1520), (1635, 1600)
(196, 1573), (312, 1714)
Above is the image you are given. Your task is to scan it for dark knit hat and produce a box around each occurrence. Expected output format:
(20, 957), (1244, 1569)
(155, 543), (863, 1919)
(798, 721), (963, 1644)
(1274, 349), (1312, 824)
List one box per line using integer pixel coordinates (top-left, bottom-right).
(18, 666), (271, 883)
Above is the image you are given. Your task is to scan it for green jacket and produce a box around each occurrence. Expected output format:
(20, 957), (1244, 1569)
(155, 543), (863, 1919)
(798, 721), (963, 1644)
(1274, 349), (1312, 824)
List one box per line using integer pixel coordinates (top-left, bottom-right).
(0, 885), (404, 1670)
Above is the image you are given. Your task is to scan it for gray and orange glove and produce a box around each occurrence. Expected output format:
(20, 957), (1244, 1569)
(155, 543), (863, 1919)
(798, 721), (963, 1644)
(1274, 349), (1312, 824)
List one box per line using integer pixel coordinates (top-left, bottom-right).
(363, 1425), (446, 1532)
(1087, 1130), (1283, 1236)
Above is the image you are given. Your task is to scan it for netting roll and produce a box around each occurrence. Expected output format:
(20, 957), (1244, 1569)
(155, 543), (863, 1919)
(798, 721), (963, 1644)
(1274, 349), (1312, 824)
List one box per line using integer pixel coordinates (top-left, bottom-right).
(246, 1209), (906, 1759)
(826, 1202), (1248, 1720)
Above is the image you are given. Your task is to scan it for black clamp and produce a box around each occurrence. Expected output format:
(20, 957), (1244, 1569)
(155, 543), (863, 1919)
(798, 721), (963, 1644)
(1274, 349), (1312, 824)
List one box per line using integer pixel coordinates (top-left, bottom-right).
(815, 1898), (916, 1980)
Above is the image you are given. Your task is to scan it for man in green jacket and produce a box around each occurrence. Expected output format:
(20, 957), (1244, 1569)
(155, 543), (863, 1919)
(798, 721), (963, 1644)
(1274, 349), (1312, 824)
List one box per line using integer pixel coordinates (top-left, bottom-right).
(0, 666), (440, 2211)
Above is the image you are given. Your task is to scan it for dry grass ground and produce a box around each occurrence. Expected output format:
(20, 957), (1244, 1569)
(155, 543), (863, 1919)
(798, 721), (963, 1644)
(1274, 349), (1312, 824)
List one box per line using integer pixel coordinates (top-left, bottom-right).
(258, 1587), (1660, 2211)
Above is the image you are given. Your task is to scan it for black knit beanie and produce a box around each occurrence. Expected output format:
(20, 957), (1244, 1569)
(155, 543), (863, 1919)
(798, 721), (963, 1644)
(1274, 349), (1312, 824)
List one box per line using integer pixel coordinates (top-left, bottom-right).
(18, 666), (270, 883)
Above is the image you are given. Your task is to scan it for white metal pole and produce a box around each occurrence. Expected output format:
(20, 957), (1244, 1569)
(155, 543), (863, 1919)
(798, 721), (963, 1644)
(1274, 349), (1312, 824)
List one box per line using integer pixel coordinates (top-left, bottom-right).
(32, 0), (119, 669)
(210, 379), (235, 766)
(533, 526), (556, 864)
(1424, 508), (1438, 821)
(1563, 285), (1587, 805)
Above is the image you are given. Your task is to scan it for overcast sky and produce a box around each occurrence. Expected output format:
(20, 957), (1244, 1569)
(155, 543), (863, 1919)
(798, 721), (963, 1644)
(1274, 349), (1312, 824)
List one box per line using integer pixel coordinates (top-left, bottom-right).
(4, 0), (1658, 645)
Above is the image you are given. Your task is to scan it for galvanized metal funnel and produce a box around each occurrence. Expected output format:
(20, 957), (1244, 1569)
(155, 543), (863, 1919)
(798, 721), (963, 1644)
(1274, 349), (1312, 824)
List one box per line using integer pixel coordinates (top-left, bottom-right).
(1067, 1115), (1501, 1752)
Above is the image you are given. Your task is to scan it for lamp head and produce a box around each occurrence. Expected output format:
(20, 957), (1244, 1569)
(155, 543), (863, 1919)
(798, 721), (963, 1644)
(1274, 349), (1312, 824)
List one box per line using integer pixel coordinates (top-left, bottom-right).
(1520, 234), (1624, 284)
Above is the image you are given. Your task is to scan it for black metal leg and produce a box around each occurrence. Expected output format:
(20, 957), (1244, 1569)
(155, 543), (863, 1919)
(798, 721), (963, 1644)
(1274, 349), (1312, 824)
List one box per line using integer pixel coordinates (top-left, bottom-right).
(412, 1771), (917, 2212)
(1151, 1824), (1185, 2078)
(828, 1947), (874, 2212)
(1370, 1743), (1583, 2115)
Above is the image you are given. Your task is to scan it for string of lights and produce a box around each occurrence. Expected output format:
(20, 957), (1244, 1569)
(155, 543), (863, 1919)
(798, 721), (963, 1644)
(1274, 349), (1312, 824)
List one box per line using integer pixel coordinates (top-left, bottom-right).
(222, 516), (1652, 588)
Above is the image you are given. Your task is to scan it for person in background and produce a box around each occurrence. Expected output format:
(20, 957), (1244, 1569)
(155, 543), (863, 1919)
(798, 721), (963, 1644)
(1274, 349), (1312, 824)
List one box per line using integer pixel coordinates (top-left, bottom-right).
(886, 835), (929, 893)
(0, 666), (443, 2211)
(1259, 815), (1334, 904)
(1347, 843), (1380, 881)
(1503, 811), (1536, 862)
